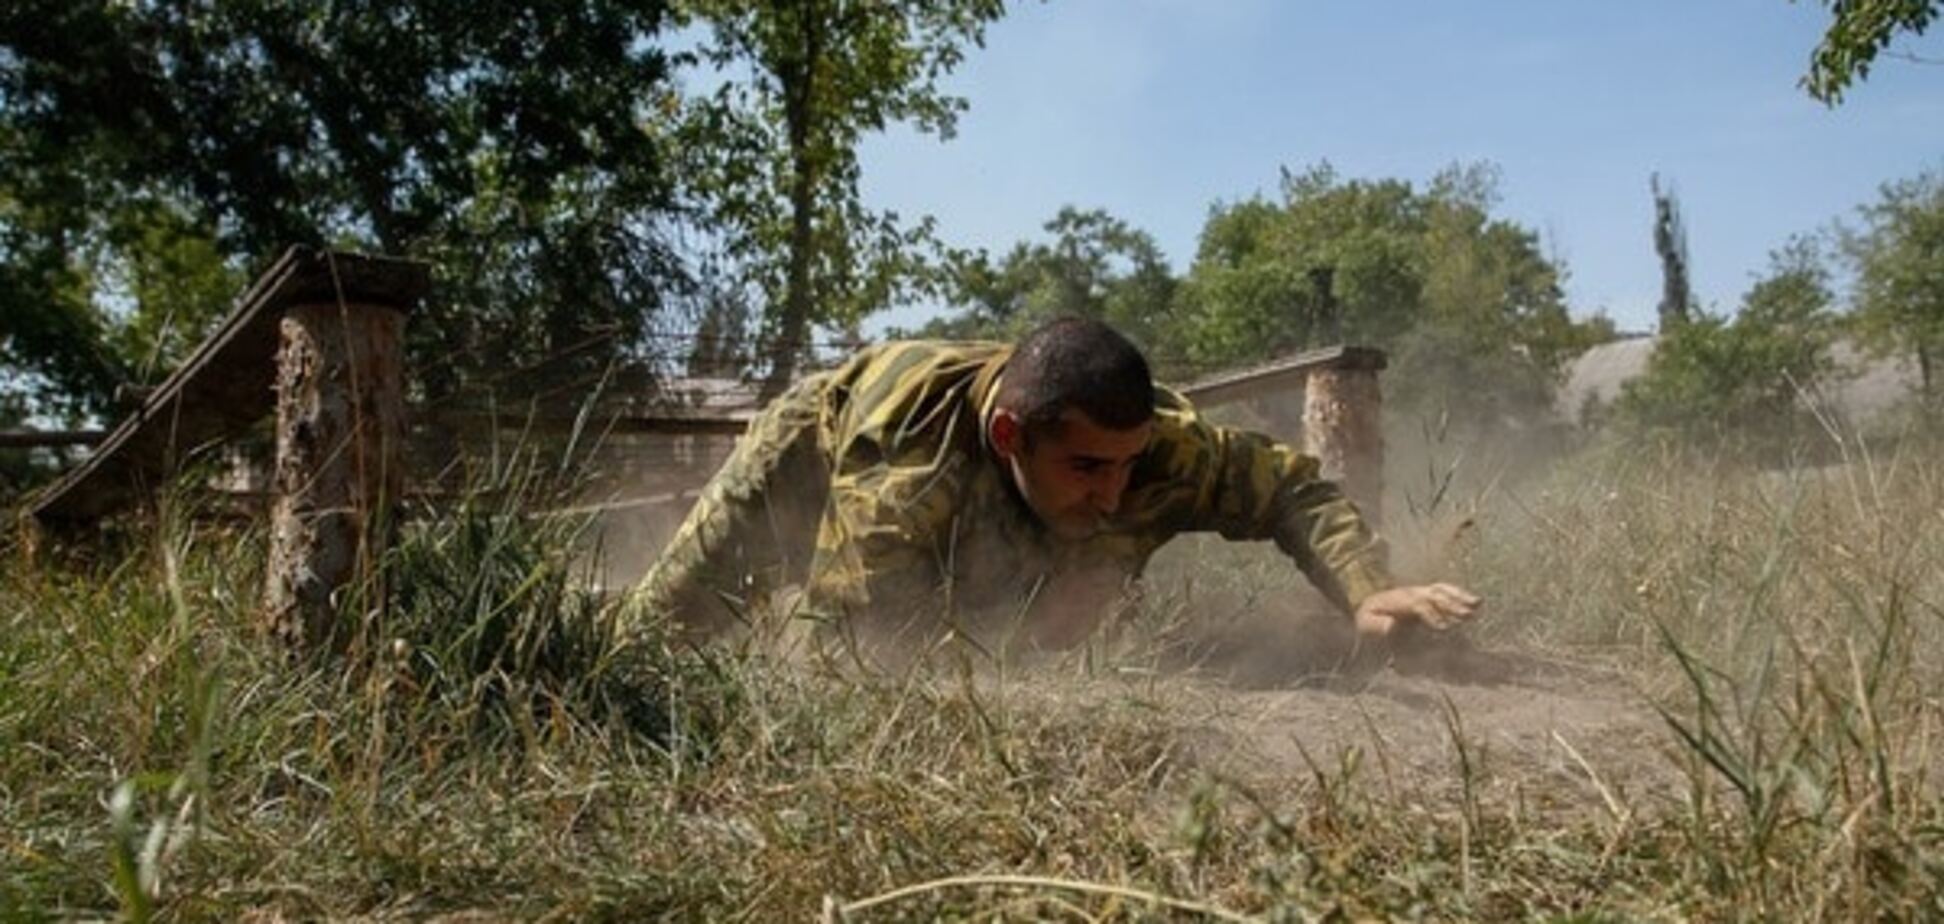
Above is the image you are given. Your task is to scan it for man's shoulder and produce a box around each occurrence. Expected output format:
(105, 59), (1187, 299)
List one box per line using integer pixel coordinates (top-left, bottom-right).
(1147, 384), (1213, 448)
(841, 339), (1009, 383)
(834, 340), (1006, 426)
(822, 339), (1007, 466)
(1152, 382), (1196, 416)
(1132, 385), (1217, 486)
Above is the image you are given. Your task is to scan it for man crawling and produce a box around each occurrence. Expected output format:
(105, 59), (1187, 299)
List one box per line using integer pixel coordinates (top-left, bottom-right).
(628, 317), (1478, 664)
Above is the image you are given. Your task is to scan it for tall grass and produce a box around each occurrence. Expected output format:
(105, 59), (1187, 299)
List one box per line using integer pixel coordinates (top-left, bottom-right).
(4, 430), (1944, 919)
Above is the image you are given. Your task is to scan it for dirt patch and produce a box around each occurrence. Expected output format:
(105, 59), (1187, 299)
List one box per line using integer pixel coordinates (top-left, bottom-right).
(1028, 630), (1686, 821)
(1193, 656), (1678, 818)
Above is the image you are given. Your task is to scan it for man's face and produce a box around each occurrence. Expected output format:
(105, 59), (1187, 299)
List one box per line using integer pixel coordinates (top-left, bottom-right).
(991, 407), (1153, 542)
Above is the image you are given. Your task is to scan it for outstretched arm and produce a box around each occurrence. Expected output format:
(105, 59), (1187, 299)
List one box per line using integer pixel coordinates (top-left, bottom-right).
(1140, 395), (1482, 634)
(1138, 399), (1389, 611)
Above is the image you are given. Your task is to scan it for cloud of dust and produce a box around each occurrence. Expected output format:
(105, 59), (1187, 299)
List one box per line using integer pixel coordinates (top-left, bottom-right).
(586, 404), (1581, 688)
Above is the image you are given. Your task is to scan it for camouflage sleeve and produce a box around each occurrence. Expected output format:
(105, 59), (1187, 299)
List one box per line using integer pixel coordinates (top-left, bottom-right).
(1148, 400), (1391, 613)
(625, 373), (830, 640)
(794, 433), (961, 638)
(797, 479), (946, 634)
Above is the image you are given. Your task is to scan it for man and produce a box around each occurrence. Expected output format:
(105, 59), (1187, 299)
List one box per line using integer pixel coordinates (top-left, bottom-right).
(631, 318), (1478, 662)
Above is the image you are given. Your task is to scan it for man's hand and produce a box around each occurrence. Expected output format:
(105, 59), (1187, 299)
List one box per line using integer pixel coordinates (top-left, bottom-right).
(1353, 583), (1482, 639)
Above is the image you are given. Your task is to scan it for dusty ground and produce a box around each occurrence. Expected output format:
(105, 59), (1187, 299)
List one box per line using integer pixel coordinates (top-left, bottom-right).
(1009, 622), (1683, 824)
(1177, 652), (1677, 818)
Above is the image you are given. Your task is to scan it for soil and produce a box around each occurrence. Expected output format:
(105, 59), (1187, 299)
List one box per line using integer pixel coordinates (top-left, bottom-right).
(1037, 616), (1687, 821)
(1175, 648), (1681, 820)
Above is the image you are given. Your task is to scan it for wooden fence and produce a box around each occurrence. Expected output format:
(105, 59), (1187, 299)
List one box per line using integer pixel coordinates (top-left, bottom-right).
(17, 247), (1387, 652)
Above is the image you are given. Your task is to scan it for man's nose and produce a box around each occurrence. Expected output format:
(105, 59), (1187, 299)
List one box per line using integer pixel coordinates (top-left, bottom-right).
(1091, 469), (1126, 515)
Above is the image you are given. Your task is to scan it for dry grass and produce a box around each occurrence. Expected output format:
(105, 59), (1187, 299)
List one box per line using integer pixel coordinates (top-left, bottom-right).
(5, 429), (1944, 920)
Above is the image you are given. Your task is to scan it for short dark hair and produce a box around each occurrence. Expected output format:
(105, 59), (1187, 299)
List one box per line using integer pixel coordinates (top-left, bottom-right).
(997, 317), (1155, 439)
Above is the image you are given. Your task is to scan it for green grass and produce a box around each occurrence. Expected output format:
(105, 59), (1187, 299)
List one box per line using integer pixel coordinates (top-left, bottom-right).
(5, 431), (1944, 920)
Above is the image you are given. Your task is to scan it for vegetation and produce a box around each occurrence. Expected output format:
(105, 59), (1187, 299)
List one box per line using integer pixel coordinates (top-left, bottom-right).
(674, 0), (1007, 391)
(1613, 166), (1944, 448)
(0, 0), (688, 412)
(1616, 237), (1843, 450)
(1802, 0), (1942, 104)
(919, 163), (1616, 433)
(6, 429), (1944, 919)
(1847, 166), (1944, 409)
(908, 206), (1178, 356)
(0, 0), (1010, 415)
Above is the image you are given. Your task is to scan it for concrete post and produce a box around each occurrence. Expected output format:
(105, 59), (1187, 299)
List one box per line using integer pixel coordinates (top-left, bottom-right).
(1302, 346), (1387, 523)
(263, 278), (409, 654)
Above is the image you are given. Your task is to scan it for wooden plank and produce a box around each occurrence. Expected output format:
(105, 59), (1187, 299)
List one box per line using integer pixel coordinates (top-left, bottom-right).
(0, 430), (107, 449)
(436, 344), (1391, 440)
(1175, 345), (1386, 408)
(28, 246), (430, 523)
(426, 409), (754, 438)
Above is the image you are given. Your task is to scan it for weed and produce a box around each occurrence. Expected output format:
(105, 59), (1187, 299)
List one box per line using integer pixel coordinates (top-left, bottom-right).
(4, 431), (1944, 918)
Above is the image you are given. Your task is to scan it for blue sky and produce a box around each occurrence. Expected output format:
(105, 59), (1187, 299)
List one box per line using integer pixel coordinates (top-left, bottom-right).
(857, 1), (1944, 336)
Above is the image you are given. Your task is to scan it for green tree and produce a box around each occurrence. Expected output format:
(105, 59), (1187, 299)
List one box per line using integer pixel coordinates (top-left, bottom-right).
(913, 207), (1180, 365)
(0, 389), (61, 500)
(683, 270), (758, 379)
(1801, 0), (1942, 104)
(1178, 167), (1419, 365)
(1, 0), (685, 412)
(1847, 167), (1944, 409)
(1617, 237), (1840, 447)
(1175, 163), (1608, 429)
(675, 0), (1006, 393)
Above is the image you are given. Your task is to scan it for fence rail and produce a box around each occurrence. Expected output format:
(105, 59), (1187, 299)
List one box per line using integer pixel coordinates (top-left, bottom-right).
(18, 243), (1390, 651)
(0, 430), (107, 449)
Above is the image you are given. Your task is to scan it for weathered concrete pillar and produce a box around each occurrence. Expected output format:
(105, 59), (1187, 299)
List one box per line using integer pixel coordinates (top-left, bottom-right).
(1302, 346), (1387, 523)
(263, 260), (414, 654)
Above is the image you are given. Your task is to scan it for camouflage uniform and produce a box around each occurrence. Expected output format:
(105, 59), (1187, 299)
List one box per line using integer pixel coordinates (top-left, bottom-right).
(630, 340), (1390, 656)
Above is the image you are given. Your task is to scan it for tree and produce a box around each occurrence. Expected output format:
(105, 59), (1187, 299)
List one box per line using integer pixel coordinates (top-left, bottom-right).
(1175, 162), (1608, 429)
(675, 0), (1006, 394)
(1617, 237), (1840, 447)
(0, 224), (124, 419)
(1847, 167), (1944, 407)
(1177, 166), (1421, 368)
(0, 388), (67, 501)
(684, 273), (758, 379)
(1801, 0), (1942, 104)
(912, 207), (1180, 365)
(1, 0), (685, 412)
(1651, 174), (1693, 332)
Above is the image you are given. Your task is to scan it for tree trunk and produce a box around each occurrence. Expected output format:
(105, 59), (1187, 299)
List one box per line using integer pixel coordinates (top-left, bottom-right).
(263, 298), (407, 655)
(763, 4), (826, 399)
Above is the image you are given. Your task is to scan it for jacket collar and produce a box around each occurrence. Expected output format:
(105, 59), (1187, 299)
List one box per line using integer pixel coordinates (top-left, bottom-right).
(971, 343), (1012, 452)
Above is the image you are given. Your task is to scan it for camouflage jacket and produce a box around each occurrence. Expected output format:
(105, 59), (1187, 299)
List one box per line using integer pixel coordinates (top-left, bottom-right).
(797, 340), (1390, 642)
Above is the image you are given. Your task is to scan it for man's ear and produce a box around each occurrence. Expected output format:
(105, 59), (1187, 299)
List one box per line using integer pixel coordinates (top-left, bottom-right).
(989, 408), (1023, 459)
